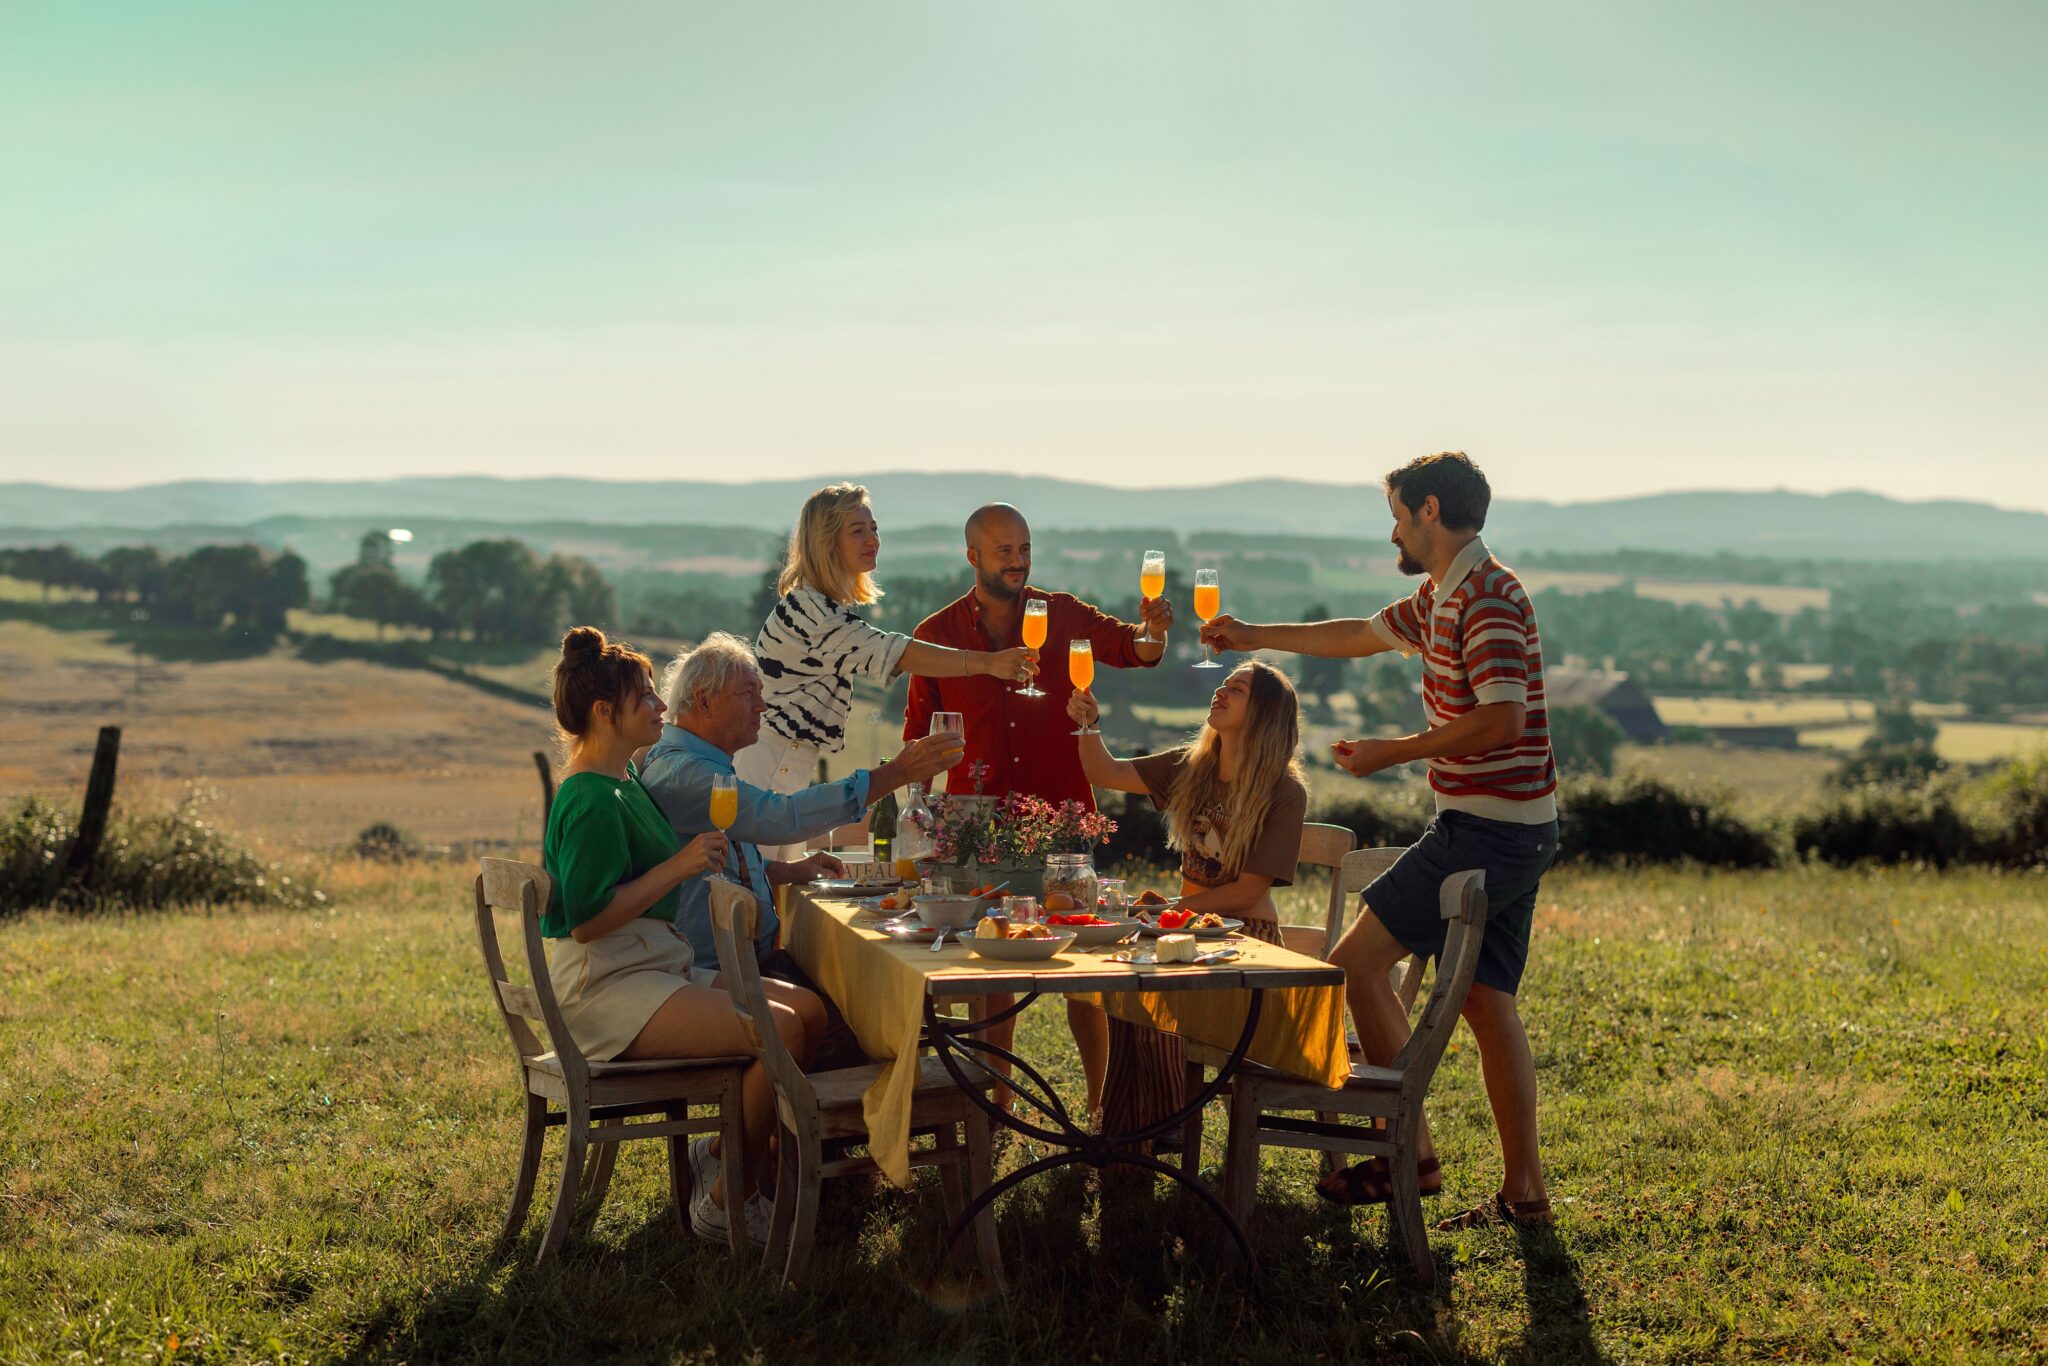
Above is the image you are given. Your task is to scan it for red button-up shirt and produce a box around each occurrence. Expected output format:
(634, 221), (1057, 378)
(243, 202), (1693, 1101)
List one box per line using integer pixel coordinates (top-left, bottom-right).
(904, 589), (1160, 812)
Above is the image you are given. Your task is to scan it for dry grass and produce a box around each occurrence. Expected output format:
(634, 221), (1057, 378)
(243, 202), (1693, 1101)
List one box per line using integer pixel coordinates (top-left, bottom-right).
(0, 619), (555, 850)
(1654, 695), (1966, 728)
(1800, 721), (2048, 765)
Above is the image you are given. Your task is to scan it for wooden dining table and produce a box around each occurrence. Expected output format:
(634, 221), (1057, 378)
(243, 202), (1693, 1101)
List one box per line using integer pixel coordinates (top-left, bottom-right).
(781, 885), (1350, 1266)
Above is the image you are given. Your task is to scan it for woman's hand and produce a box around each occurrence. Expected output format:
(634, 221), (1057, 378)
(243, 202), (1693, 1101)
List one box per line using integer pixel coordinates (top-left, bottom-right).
(1067, 688), (1099, 730)
(674, 831), (730, 879)
(986, 646), (1036, 684)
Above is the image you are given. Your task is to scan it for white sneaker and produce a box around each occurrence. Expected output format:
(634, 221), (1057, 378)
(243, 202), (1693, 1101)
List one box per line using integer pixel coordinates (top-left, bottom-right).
(688, 1135), (720, 1196)
(689, 1186), (776, 1248)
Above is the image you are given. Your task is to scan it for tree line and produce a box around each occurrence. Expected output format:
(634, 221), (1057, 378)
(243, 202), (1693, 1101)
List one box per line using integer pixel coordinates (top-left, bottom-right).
(0, 533), (618, 644)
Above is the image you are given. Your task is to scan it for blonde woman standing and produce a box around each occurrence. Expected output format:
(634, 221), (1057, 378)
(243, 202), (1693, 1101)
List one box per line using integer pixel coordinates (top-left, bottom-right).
(737, 483), (1035, 854)
(1067, 660), (1309, 1144)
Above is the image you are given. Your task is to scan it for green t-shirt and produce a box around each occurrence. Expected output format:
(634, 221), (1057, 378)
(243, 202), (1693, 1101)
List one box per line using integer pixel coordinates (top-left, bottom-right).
(540, 766), (683, 938)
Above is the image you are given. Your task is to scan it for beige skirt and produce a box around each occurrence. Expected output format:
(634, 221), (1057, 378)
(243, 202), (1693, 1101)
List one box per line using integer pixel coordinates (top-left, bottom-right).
(547, 917), (719, 1062)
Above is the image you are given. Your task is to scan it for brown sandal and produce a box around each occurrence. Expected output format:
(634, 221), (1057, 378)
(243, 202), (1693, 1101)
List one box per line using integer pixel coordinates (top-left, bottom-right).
(1314, 1155), (1442, 1207)
(1432, 1191), (1553, 1231)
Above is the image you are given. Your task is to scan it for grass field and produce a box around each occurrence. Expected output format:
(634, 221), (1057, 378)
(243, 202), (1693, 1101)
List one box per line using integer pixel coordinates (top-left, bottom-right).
(1800, 722), (2048, 765)
(1518, 574), (1831, 615)
(4, 862), (2046, 1363)
(1652, 696), (1969, 729)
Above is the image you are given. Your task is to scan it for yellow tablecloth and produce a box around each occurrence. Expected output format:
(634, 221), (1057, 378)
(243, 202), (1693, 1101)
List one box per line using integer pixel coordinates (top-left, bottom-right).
(782, 888), (1350, 1187)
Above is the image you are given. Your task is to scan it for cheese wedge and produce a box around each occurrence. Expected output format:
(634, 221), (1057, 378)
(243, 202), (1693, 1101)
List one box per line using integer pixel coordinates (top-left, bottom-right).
(1156, 933), (1198, 963)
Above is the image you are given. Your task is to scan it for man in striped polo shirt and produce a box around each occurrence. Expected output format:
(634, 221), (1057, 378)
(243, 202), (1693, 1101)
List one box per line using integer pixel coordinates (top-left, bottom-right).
(1200, 451), (1559, 1229)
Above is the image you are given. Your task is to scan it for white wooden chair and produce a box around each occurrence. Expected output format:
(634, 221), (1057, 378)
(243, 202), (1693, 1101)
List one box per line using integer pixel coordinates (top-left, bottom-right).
(1218, 862), (1489, 1286)
(705, 880), (1005, 1287)
(474, 858), (750, 1264)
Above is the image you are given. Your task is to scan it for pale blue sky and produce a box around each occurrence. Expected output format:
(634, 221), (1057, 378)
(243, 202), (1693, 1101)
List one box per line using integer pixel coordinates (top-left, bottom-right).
(2, 1), (2042, 506)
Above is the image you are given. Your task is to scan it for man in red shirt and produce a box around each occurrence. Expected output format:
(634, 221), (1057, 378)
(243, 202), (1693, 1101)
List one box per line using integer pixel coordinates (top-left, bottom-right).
(905, 502), (1173, 1117)
(905, 504), (1172, 803)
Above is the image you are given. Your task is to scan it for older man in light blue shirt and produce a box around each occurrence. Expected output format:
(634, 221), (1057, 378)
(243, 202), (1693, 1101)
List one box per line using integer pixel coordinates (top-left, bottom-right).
(640, 632), (963, 977)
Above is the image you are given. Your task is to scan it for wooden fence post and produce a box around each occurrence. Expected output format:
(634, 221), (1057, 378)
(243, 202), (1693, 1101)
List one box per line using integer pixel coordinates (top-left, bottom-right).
(65, 726), (121, 888)
(533, 750), (556, 824)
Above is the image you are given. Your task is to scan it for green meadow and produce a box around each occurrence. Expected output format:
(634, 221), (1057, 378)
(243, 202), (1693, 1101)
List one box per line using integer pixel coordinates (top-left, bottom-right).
(5, 862), (2046, 1364)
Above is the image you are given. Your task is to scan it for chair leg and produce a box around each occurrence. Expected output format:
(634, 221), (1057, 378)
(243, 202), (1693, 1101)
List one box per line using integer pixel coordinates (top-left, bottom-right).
(666, 1106), (693, 1242)
(537, 1103), (589, 1265)
(964, 1106), (1005, 1286)
(719, 1075), (748, 1257)
(1388, 1122), (1435, 1287)
(1220, 1080), (1262, 1260)
(764, 1122), (800, 1276)
(934, 1121), (966, 1227)
(498, 1093), (548, 1249)
(579, 1140), (619, 1227)
(1180, 1060), (1208, 1174)
(780, 1127), (825, 1287)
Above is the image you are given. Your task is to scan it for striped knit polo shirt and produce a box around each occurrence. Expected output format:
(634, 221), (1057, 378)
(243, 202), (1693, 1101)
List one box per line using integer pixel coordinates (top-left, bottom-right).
(1368, 536), (1557, 824)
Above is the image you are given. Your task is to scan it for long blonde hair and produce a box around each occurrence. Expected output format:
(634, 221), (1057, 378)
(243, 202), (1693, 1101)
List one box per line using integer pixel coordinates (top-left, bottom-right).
(777, 483), (881, 605)
(1163, 661), (1305, 874)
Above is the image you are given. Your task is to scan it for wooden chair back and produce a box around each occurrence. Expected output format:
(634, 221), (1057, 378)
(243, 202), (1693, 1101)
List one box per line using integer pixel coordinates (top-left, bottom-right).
(1336, 844), (1429, 1006)
(1392, 868), (1487, 1078)
(474, 857), (589, 1090)
(707, 880), (816, 1116)
(1292, 821), (1358, 959)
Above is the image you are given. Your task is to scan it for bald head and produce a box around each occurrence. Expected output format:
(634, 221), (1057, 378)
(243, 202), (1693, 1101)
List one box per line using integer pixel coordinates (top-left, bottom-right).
(964, 503), (1032, 602)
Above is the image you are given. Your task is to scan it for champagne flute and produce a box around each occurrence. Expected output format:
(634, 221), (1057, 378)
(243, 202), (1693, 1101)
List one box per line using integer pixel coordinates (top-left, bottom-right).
(708, 773), (738, 831)
(1192, 568), (1223, 668)
(1068, 640), (1097, 736)
(1140, 550), (1166, 603)
(1017, 598), (1048, 697)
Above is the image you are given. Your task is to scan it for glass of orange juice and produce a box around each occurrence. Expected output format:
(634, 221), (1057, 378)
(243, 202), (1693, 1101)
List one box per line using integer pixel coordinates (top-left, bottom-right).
(1192, 568), (1222, 668)
(1017, 598), (1048, 697)
(708, 773), (738, 830)
(1140, 549), (1166, 603)
(1068, 640), (1097, 736)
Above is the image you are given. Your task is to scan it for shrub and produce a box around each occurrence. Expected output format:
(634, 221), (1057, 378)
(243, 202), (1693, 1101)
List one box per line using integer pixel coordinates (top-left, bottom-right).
(1096, 788), (1175, 871)
(1976, 752), (2048, 868)
(1560, 774), (1781, 868)
(0, 792), (324, 918)
(1791, 781), (1984, 868)
(354, 821), (420, 861)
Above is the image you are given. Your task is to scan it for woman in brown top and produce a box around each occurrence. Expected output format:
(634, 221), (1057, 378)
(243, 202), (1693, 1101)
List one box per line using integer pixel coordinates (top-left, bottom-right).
(1068, 659), (1309, 1142)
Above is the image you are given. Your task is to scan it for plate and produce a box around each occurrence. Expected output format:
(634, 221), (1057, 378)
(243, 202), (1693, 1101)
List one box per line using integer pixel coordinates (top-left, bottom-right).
(875, 919), (944, 941)
(1134, 917), (1243, 940)
(965, 929), (1079, 961)
(815, 878), (903, 898)
(1058, 918), (1145, 947)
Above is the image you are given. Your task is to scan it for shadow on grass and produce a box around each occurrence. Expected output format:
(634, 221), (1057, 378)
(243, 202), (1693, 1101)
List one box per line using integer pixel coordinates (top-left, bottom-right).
(1501, 1224), (1602, 1365)
(335, 1154), (1500, 1366)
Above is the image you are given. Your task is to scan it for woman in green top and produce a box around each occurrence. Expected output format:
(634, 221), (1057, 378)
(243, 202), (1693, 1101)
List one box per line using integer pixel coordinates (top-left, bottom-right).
(543, 626), (821, 1248)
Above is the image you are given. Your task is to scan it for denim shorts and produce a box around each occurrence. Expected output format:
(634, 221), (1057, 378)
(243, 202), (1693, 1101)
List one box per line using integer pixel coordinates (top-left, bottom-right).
(1363, 809), (1559, 996)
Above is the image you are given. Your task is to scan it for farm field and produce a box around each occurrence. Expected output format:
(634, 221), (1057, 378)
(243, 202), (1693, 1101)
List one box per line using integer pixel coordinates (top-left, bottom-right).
(1519, 573), (1831, 614)
(1653, 695), (1968, 729)
(4, 862), (2044, 1362)
(1800, 721), (2048, 765)
(0, 618), (555, 851)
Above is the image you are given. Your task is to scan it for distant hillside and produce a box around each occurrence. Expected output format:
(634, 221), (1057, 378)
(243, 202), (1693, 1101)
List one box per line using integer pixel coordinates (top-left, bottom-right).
(3, 475), (2046, 559)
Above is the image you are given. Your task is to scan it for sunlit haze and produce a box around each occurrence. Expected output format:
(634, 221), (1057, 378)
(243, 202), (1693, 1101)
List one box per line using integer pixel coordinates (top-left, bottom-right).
(2, 2), (2041, 508)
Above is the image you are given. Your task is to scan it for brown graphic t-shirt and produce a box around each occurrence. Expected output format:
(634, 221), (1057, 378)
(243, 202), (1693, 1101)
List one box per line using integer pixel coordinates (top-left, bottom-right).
(1128, 747), (1308, 891)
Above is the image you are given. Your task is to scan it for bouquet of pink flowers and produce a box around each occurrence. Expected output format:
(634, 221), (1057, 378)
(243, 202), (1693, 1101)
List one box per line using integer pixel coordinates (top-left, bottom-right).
(923, 763), (1117, 865)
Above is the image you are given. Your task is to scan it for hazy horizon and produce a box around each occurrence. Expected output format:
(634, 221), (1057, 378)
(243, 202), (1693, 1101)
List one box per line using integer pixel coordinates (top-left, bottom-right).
(4, 3), (2042, 508)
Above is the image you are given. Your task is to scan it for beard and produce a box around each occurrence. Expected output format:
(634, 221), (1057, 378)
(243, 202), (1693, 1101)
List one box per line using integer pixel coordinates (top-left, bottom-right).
(978, 567), (1024, 601)
(1396, 546), (1425, 576)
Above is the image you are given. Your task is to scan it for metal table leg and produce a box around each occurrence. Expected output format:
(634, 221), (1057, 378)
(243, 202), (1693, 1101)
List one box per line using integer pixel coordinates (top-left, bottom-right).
(924, 989), (1267, 1272)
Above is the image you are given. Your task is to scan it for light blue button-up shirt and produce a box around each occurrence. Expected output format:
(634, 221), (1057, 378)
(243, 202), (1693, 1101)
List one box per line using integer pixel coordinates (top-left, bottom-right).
(639, 724), (871, 972)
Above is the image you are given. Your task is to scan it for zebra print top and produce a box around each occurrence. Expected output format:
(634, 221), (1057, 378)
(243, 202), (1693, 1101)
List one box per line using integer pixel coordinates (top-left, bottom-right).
(752, 588), (912, 753)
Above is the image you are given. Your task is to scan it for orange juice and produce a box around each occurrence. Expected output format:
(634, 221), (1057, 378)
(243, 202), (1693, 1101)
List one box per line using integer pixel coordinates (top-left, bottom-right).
(1193, 584), (1220, 621)
(708, 786), (738, 831)
(895, 856), (919, 882)
(1140, 568), (1165, 600)
(1069, 647), (1095, 691)
(1021, 609), (1048, 650)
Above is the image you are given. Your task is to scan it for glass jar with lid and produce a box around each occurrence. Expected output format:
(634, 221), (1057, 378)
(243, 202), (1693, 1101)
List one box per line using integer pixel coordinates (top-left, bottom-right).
(1042, 852), (1100, 913)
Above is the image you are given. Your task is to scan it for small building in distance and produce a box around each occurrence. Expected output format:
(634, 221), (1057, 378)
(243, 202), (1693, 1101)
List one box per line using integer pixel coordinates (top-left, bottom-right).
(1546, 668), (1668, 744)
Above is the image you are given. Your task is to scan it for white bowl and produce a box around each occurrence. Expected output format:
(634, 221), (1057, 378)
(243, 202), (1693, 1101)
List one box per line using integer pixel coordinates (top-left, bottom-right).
(965, 929), (1079, 961)
(912, 895), (983, 930)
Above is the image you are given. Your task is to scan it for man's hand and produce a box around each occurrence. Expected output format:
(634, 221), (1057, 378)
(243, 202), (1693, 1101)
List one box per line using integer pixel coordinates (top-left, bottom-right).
(874, 732), (966, 798)
(1330, 737), (1410, 779)
(1199, 613), (1261, 654)
(1139, 594), (1174, 641)
(1067, 688), (1099, 730)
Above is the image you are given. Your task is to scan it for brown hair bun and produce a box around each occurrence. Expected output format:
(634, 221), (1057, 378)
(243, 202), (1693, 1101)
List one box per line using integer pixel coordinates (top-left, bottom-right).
(552, 627), (652, 739)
